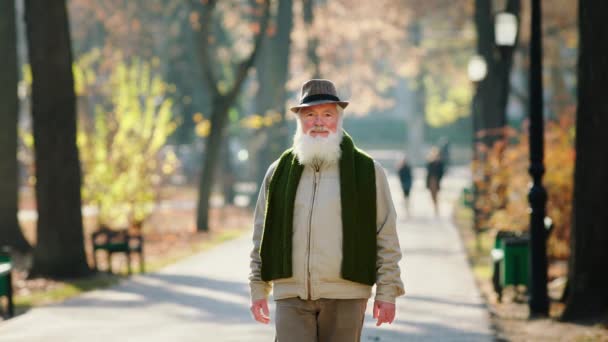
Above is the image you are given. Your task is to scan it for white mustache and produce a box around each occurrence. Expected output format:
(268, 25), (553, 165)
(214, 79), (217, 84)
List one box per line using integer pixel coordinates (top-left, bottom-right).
(307, 126), (330, 134)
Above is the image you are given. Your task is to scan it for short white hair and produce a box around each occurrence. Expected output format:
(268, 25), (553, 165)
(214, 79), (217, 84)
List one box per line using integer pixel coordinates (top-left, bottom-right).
(336, 104), (344, 115)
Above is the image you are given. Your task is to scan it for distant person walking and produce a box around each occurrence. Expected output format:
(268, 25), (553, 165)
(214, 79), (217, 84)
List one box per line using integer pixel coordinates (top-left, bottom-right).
(396, 156), (413, 217)
(426, 147), (444, 217)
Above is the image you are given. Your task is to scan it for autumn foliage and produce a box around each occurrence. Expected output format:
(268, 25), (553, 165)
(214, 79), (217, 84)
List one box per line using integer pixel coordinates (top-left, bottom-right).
(75, 50), (179, 227)
(474, 110), (575, 260)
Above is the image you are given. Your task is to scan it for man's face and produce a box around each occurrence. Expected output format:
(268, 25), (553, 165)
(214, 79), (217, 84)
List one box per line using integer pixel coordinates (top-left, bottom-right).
(297, 103), (340, 138)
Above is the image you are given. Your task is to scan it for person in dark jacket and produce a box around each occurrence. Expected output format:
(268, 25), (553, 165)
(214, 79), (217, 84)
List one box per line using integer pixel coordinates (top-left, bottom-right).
(396, 156), (413, 217)
(426, 147), (444, 217)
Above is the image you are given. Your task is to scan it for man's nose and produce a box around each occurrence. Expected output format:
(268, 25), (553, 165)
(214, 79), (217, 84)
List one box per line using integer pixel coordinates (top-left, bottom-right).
(313, 115), (323, 125)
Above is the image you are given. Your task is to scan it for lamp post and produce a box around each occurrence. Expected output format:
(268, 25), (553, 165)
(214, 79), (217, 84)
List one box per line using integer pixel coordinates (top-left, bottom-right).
(468, 55), (488, 84)
(528, 0), (549, 316)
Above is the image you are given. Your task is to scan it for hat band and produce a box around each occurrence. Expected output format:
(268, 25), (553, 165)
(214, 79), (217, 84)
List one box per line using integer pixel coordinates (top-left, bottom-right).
(300, 94), (340, 104)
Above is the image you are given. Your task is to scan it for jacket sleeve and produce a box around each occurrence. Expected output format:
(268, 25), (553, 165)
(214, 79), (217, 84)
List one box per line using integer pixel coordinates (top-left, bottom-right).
(248, 161), (278, 302)
(374, 161), (406, 304)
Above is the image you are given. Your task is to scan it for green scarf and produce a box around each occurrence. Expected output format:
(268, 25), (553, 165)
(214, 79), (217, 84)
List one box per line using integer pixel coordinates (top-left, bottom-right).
(260, 131), (377, 286)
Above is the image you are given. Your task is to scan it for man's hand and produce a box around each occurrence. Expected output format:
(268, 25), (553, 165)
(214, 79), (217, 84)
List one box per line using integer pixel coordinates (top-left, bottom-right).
(250, 298), (270, 324)
(373, 300), (396, 326)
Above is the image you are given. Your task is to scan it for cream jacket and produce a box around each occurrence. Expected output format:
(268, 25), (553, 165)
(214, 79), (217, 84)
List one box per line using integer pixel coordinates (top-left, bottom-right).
(248, 159), (405, 304)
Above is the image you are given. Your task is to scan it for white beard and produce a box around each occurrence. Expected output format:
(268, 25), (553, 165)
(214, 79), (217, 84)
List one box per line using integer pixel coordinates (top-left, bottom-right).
(292, 118), (343, 166)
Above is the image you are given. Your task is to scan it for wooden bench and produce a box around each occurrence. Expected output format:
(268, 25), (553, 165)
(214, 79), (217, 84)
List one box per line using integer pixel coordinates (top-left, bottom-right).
(91, 226), (145, 275)
(0, 248), (14, 318)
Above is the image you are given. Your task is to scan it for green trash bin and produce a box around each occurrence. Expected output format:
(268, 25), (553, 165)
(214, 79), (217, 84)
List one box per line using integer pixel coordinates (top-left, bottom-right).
(0, 250), (14, 318)
(0, 253), (10, 295)
(499, 236), (529, 287)
(462, 187), (473, 208)
(491, 230), (529, 301)
(491, 220), (552, 301)
(0, 266), (9, 296)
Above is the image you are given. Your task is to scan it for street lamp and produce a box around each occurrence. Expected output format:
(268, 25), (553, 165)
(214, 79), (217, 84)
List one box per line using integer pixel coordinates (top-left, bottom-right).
(528, 0), (549, 316)
(495, 12), (518, 48)
(468, 55), (488, 83)
(494, 10), (518, 135)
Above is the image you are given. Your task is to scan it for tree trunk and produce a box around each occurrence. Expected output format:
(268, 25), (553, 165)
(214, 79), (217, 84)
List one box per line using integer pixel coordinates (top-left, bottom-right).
(474, 0), (499, 144)
(561, 0), (608, 321)
(408, 21), (426, 166)
(473, 0), (520, 230)
(196, 101), (229, 231)
(221, 142), (236, 205)
(162, 2), (211, 144)
(303, 0), (320, 78)
(253, 27), (277, 185)
(496, 0), (520, 129)
(0, 0), (32, 253)
(194, 0), (270, 232)
(25, 0), (89, 278)
(254, 0), (294, 184)
(273, 0), (294, 132)
(474, 0), (520, 146)
(258, 1), (293, 112)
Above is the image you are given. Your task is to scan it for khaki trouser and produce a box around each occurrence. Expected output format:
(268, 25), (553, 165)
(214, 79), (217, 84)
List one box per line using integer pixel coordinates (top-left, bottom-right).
(274, 297), (368, 342)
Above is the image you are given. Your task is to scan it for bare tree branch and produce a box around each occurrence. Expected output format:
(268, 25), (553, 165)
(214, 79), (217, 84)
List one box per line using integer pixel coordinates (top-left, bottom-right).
(192, 0), (219, 96)
(227, 0), (271, 103)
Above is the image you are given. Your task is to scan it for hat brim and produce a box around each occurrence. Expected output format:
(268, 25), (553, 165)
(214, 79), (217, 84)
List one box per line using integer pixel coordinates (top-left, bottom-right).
(290, 100), (349, 113)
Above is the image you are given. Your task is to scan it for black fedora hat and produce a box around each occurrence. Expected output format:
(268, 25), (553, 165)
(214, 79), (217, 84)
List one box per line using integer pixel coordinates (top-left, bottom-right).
(290, 79), (349, 113)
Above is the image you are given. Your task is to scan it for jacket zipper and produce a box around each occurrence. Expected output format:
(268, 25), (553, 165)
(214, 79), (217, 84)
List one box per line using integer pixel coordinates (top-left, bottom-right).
(306, 165), (320, 300)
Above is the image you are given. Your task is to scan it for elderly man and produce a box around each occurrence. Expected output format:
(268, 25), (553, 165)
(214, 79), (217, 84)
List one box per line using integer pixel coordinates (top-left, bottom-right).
(249, 79), (405, 341)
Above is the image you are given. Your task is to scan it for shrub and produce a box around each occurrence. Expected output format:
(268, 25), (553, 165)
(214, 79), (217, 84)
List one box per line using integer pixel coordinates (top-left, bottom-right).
(474, 112), (575, 260)
(75, 50), (178, 227)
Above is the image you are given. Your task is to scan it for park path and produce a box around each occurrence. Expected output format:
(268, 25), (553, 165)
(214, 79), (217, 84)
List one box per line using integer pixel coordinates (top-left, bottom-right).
(0, 165), (493, 342)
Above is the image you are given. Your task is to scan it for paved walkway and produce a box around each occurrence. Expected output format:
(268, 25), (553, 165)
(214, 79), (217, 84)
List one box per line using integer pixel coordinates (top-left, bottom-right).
(0, 166), (493, 342)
